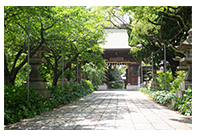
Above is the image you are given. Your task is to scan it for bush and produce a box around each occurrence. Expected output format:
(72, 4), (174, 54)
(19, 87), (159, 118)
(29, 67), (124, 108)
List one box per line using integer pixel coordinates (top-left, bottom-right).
(173, 87), (192, 116)
(114, 83), (123, 89)
(108, 81), (115, 88)
(139, 88), (154, 96)
(108, 81), (123, 89)
(108, 68), (117, 81)
(139, 87), (192, 116)
(81, 79), (94, 92)
(4, 80), (94, 125)
(153, 70), (187, 93)
(170, 71), (187, 93)
(139, 88), (175, 104)
(151, 91), (176, 104)
(83, 63), (107, 88)
(4, 85), (43, 125)
(155, 71), (173, 91)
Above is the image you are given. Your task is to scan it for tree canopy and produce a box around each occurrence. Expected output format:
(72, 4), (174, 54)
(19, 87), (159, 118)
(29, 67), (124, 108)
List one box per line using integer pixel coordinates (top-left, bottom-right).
(4, 6), (192, 86)
(4, 6), (107, 86)
(95, 6), (192, 76)
(124, 6), (192, 76)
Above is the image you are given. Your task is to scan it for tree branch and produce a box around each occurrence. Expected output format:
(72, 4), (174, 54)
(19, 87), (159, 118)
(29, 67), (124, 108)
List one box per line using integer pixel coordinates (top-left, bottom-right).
(16, 22), (34, 44)
(46, 38), (69, 41)
(148, 19), (162, 26)
(43, 53), (55, 70)
(10, 49), (23, 75)
(40, 18), (44, 41)
(160, 11), (187, 31)
(168, 6), (180, 11)
(15, 40), (45, 77)
(106, 19), (125, 29)
(43, 21), (57, 31)
(71, 43), (79, 52)
(112, 12), (128, 25)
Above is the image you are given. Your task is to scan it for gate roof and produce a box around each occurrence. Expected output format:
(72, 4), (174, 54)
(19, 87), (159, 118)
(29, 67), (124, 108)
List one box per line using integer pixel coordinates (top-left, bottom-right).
(101, 29), (140, 64)
(100, 29), (131, 50)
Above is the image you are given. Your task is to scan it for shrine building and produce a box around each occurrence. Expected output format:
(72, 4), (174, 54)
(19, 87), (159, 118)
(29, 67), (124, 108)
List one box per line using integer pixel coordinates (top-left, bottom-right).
(100, 28), (143, 90)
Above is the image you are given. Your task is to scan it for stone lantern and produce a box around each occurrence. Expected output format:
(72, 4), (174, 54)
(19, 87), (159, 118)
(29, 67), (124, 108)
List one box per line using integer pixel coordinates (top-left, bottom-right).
(177, 29), (192, 90)
(58, 56), (69, 87)
(29, 50), (50, 99)
(73, 66), (83, 83)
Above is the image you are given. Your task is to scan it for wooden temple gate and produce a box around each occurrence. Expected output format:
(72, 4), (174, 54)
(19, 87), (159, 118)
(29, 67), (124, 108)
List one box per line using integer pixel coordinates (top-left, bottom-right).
(102, 48), (142, 88)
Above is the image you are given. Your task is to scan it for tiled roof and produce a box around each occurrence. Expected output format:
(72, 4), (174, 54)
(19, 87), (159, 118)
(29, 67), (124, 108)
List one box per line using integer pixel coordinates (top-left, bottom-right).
(100, 29), (131, 49)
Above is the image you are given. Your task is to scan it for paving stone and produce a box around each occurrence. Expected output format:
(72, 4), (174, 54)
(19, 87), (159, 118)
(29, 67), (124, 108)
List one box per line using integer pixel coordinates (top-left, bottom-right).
(95, 122), (115, 130)
(5, 90), (192, 130)
(75, 125), (95, 130)
(115, 125), (135, 130)
(135, 124), (155, 130)
(55, 125), (77, 130)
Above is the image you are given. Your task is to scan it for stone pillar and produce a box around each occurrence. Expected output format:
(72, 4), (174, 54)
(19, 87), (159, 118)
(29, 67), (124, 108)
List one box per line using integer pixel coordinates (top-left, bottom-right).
(29, 51), (50, 99)
(125, 68), (128, 89)
(98, 83), (108, 90)
(103, 66), (109, 85)
(126, 64), (130, 84)
(140, 62), (143, 83)
(58, 76), (69, 88)
(138, 65), (140, 89)
(126, 63), (135, 90)
(58, 60), (69, 88)
(179, 29), (192, 89)
(176, 82), (185, 98)
(184, 63), (192, 89)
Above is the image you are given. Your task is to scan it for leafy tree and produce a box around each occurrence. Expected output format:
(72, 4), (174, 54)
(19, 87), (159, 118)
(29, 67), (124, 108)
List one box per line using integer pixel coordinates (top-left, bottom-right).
(41, 6), (107, 87)
(94, 6), (192, 77)
(4, 6), (106, 86)
(156, 70), (174, 91)
(92, 6), (133, 30)
(83, 62), (107, 88)
(122, 6), (192, 76)
(4, 6), (62, 85)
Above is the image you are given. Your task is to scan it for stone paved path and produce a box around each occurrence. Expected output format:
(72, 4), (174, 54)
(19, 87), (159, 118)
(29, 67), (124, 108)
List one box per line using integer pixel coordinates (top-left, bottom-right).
(5, 91), (192, 130)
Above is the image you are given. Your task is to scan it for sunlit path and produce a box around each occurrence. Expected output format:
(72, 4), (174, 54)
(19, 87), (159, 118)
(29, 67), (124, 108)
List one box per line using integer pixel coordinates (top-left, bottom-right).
(6, 90), (192, 130)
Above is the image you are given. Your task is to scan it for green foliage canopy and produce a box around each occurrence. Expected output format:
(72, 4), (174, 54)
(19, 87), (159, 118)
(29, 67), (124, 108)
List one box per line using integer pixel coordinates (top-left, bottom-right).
(94, 6), (192, 76)
(121, 6), (192, 76)
(4, 6), (107, 86)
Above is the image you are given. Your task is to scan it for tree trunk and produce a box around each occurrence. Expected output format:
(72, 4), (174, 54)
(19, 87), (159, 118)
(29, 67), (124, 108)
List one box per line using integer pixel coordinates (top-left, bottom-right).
(52, 77), (58, 87)
(4, 73), (12, 86)
(167, 58), (178, 77)
(4, 73), (15, 86)
(170, 63), (177, 77)
(4, 55), (13, 86)
(52, 70), (58, 87)
(66, 62), (71, 81)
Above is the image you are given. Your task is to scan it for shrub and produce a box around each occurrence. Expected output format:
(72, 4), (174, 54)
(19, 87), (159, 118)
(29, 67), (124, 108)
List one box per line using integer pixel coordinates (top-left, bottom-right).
(4, 80), (95, 125)
(108, 81), (123, 89)
(140, 88), (175, 104)
(173, 87), (192, 116)
(139, 88), (154, 96)
(153, 70), (187, 93)
(170, 71), (187, 93)
(108, 81), (115, 88)
(151, 91), (176, 104)
(81, 79), (94, 92)
(114, 83), (123, 89)
(156, 71), (173, 91)
(139, 87), (192, 116)
(83, 63), (107, 88)
(108, 68), (117, 81)
(4, 85), (43, 124)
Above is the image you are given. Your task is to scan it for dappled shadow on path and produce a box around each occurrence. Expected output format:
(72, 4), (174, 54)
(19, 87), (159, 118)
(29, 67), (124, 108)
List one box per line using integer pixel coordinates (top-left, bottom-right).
(169, 116), (192, 124)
